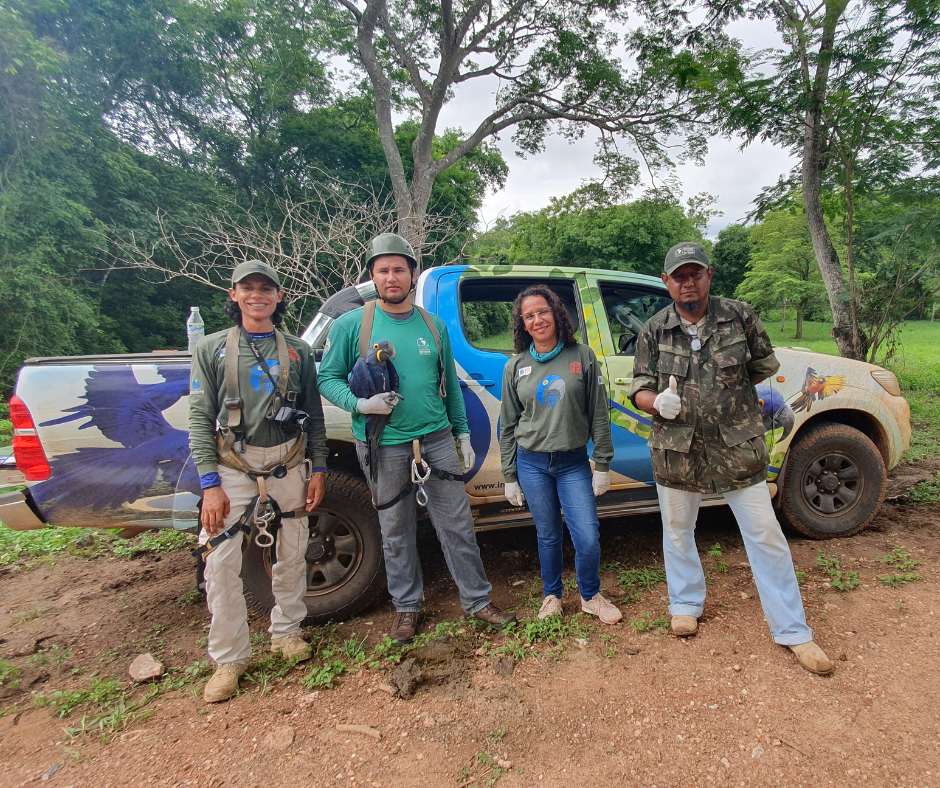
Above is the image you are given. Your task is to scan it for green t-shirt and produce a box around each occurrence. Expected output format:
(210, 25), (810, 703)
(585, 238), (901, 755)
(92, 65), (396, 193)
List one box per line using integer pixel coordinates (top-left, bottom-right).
(188, 329), (328, 476)
(317, 305), (469, 444)
(499, 343), (614, 482)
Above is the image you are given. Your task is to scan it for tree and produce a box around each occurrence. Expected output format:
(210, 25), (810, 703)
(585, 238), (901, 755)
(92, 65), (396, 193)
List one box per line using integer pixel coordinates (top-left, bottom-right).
(335, 0), (739, 264)
(710, 224), (751, 298)
(468, 184), (702, 275)
(735, 209), (829, 339)
(724, 0), (940, 360)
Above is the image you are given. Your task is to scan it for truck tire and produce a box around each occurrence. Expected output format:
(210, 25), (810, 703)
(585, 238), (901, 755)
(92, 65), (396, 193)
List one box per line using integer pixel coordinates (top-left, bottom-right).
(241, 471), (386, 625)
(778, 423), (886, 539)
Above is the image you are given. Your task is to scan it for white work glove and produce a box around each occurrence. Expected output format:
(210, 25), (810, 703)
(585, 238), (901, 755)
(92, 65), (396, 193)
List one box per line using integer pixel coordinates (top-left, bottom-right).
(592, 470), (611, 497)
(504, 481), (525, 507)
(457, 434), (475, 471)
(356, 392), (402, 415)
(653, 375), (681, 420)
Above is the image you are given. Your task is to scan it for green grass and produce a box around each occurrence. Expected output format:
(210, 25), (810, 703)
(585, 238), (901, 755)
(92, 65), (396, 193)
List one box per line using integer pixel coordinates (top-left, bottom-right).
(0, 526), (194, 567)
(764, 319), (940, 461)
(815, 551), (860, 592)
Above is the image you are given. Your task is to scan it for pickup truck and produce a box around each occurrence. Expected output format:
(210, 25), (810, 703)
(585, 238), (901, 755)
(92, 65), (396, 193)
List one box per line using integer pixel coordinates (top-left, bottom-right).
(1, 265), (911, 623)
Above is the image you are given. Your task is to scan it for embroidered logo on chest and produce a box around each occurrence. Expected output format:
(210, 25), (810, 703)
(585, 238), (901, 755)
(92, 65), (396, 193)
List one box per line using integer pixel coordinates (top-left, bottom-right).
(417, 337), (432, 355)
(569, 361), (582, 374)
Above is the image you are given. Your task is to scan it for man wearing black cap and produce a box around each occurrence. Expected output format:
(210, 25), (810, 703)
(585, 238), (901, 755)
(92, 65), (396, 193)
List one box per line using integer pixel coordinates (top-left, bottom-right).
(189, 260), (328, 701)
(628, 242), (834, 675)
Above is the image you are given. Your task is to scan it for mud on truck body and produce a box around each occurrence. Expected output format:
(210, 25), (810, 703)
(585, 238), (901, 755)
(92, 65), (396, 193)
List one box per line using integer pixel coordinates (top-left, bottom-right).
(1, 266), (911, 623)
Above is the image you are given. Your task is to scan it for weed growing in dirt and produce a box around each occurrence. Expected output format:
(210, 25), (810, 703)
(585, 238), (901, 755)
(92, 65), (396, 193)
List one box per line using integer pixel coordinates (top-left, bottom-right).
(486, 726), (507, 745)
(815, 551), (860, 592)
(599, 633), (619, 658)
(707, 543), (728, 573)
(0, 659), (19, 688)
(111, 529), (193, 558)
(243, 653), (296, 696)
(175, 589), (204, 606)
(28, 645), (73, 667)
(907, 472), (940, 504)
(12, 608), (43, 623)
(66, 685), (160, 742)
(301, 659), (346, 689)
(795, 570), (808, 586)
(0, 527), (99, 566)
(37, 677), (125, 717)
(459, 730), (513, 788)
(879, 545), (923, 571)
(877, 573), (923, 588)
(600, 561), (667, 605)
(630, 611), (669, 633)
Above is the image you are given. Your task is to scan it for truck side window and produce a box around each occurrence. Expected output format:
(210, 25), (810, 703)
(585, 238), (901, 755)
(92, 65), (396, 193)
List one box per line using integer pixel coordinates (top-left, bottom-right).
(599, 283), (672, 356)
(459, 278), (582, 352)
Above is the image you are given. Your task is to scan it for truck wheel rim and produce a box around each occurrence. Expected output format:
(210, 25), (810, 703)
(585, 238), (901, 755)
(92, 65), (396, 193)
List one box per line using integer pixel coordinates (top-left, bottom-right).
(262, 508), (364, 597)
(801, 451), (862, 517)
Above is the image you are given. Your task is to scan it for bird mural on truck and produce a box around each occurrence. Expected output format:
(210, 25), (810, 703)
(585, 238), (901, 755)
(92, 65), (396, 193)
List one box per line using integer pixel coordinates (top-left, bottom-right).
(791, 367), (847, 413)
(32, 365), (199, 517)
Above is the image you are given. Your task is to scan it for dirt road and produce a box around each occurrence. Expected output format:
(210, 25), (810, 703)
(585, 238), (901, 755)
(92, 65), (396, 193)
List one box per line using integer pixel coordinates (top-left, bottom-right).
(1, 483), (938, 788)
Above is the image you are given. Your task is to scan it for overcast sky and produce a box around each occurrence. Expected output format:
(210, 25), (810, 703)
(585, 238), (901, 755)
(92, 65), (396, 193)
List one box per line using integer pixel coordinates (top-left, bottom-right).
(435, 17), (794, 238)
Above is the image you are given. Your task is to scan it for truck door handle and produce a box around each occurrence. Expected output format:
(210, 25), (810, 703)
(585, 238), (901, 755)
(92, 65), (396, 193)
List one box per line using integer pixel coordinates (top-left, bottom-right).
(613, 377), (631, 385)
(459, 379), (495, 388)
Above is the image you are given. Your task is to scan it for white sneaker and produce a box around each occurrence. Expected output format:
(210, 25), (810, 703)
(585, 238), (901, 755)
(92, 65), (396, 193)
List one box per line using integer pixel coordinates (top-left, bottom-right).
(580, 593), (623, 624)
(538, 595), (563, 620)
(204, 662), (247, 703)
(271, 633), (312, 661)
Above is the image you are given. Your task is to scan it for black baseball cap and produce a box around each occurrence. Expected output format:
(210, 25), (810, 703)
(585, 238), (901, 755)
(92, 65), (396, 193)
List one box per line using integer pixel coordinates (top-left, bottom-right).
(664, 243), (709, 276)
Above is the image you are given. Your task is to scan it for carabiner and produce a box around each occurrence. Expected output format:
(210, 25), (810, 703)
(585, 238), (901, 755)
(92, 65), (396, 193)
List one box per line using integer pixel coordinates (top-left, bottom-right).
(252, 497), (276, 548)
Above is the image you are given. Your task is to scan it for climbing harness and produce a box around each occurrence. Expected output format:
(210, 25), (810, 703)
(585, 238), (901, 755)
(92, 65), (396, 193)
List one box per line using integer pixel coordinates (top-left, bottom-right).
(372, 437), (463, 511)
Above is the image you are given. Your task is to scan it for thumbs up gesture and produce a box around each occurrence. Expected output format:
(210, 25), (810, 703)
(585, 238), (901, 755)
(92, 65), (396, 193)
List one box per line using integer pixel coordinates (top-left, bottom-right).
(653, 375), (682, 420)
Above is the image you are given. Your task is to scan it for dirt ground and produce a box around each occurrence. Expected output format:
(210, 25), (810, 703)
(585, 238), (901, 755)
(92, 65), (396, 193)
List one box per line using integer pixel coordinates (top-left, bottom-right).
(1, 465), (939, 788)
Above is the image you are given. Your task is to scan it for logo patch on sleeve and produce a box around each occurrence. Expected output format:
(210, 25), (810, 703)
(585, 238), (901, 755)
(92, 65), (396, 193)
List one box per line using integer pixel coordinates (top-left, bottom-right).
(519, 366), (532, 377)
(598, 376), (605, 385)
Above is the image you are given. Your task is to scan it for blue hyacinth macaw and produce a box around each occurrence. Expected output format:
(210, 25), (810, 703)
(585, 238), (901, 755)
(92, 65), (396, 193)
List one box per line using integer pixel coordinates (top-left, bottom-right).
(33, 365), (199, 516)
(348, 340), (401, 482)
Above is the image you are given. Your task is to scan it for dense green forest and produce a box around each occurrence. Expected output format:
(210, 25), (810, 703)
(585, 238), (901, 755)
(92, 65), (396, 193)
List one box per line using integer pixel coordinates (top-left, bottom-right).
(1, 0), (938, 397)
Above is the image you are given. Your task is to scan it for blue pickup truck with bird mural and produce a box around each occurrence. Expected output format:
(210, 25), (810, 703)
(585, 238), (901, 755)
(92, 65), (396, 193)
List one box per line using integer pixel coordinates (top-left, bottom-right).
(1, 265), (911, 623)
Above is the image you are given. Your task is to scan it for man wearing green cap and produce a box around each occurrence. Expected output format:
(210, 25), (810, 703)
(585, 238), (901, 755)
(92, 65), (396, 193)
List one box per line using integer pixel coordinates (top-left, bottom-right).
(189, 260), (328, 702)
(628, 242), (835, 676)
(318, 233), (516, 644)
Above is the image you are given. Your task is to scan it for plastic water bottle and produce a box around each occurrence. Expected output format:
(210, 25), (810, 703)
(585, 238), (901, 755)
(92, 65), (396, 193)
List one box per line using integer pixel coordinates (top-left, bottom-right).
(187, 307), (205, 352)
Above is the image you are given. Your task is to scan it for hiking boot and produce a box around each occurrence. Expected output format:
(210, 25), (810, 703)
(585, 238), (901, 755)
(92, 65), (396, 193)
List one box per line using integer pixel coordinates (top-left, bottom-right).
(580, 593), (623, 624)
(271, 633), (312, 662)
(390, 611), (421, 644)
(472, 602), (517, 630)
(204, 662), (247, 703)
(670, 615), (699, 637)
(538, 595), (563, 620)
(788, 641), (834, 675)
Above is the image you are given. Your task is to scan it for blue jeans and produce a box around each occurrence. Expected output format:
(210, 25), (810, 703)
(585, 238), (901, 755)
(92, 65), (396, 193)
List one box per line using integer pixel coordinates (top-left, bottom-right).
(516, 446), (601, 600)
(657, 481), (813, 646)
(356, 427), (492, 614)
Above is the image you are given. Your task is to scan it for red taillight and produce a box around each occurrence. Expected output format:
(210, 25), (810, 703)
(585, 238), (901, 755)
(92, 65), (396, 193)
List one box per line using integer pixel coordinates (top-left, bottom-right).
(9, 395), (51, 481)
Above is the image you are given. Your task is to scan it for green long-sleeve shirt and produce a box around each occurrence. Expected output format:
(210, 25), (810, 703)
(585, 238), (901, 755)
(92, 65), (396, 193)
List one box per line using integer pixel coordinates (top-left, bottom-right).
(188, 329), (328, 476)
(499, 343), (614, 483)
(317, 305), (469, 443)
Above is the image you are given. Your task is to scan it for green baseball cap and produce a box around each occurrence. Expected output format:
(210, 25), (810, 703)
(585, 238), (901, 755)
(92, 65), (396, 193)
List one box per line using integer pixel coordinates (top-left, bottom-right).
(231, 260), (281, 287)
(664, 242), (709, 276)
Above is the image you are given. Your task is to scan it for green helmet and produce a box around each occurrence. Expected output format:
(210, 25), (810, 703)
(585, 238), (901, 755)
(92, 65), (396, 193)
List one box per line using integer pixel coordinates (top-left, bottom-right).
(365, 233), (417, 271)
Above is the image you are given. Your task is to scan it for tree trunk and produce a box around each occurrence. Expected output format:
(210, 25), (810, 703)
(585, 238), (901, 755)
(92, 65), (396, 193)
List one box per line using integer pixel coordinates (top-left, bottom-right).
(796, 305), (804, 340)
(932, 302), (936, 322)
(781, 295), (787, 333)
(797, 0), (863, 359)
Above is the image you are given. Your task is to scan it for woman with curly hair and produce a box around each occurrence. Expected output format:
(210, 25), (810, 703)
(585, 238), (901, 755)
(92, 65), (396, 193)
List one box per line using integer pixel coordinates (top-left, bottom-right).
(498, 284), (620, 624)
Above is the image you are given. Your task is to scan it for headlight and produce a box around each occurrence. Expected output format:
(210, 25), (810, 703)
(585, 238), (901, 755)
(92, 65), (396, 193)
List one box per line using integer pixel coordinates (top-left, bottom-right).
(870, 369), (901, 396)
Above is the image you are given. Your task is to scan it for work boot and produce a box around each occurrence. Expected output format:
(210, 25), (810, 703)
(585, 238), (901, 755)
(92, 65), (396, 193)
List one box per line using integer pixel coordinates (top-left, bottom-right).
(788, 641), (834, 675)
(203, 662), (247, 703)
(472, 602), (517, 630)
(271, 633), (312, 662)
(581, 593), (623, 624)
(538, 595), (563, 620)
(670, 615), (699, 637)
(390, 611), (421, 645)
